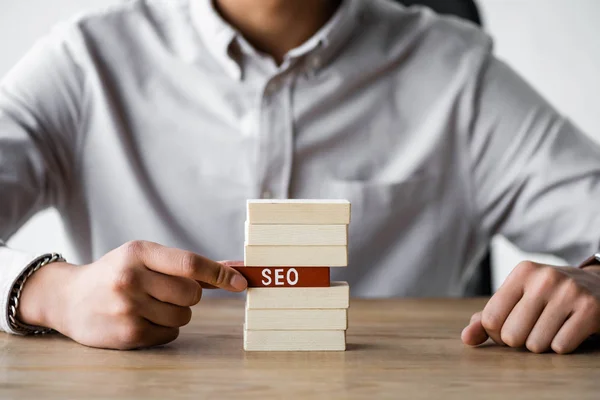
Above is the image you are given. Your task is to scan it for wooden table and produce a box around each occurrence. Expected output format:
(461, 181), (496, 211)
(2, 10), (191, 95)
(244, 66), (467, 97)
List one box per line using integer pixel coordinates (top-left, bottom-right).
(1, 298), (600, 399)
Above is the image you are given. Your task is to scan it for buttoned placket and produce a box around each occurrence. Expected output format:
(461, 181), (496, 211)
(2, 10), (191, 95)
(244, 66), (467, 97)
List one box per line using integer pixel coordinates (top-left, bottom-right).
(257, 71), (294, 200)
(227, 16), (337, 201)
(192, 0), (357, 201)
(253, 47), (330, 200)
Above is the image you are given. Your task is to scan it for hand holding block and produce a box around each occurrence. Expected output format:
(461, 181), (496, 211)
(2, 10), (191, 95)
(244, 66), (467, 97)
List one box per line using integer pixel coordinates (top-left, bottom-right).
(232, 265), (330, 287)
(247, 199), (350, 224)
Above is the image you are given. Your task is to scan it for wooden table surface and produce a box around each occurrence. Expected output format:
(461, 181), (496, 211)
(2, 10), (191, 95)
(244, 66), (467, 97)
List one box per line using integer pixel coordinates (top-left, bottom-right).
(1, 298), (600, 399)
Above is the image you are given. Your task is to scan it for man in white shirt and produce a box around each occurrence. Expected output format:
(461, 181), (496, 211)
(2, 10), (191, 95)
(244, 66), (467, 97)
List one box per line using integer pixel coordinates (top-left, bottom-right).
(1, 0), (600, 353)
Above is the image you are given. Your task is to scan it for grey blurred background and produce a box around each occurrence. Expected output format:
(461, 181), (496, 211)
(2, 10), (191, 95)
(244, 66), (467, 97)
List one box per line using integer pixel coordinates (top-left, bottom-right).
(1, 0), (599, 290)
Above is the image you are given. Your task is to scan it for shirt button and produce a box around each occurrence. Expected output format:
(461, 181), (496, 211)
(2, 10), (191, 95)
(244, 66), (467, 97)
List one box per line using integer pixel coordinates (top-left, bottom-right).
(261, 190), (272, 199)
(265, 80), (279, 96)
(310, 56), (322, 70)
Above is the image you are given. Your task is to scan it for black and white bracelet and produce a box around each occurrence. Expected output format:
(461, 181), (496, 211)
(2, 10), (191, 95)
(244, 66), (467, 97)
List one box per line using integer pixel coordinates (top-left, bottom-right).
(8, 253), (65, 335)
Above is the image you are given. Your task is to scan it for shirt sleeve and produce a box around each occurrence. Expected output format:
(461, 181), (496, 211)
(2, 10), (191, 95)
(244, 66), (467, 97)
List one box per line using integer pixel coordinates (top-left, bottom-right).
(466, 51), (600, 266)
(0, 24), (83, 333)
(0, 245), (39, 334)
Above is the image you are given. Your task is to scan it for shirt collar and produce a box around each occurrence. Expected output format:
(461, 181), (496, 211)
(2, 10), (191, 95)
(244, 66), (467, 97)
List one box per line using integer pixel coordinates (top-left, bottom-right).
(190, 0), (240, 79)
(190, 0), (363, 80)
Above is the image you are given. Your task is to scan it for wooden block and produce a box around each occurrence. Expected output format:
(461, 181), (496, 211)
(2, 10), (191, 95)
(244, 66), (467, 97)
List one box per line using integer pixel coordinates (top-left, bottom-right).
(244, 329), (346, 351)
(244, 245), (347, 267)
(245, 308), (347, 330)
(232, 265), (330, 287)
(245, 223), (348, 246)
(247, 199), (350, 224)
(246, 281), (349, 309)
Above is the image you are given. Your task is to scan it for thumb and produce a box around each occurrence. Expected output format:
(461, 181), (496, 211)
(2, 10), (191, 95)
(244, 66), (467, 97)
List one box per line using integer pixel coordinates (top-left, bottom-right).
(198, 261), (246, 290)
(461, 311), (489, 346)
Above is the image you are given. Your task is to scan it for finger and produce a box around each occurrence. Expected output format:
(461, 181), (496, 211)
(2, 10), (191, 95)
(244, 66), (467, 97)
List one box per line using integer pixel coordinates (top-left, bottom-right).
(201, 261), (244, 289)
(196, 262), (244, 289)
(210, 260), (243, 289)
(523, 279), (577, 353)
(140, 297), (193, 328)
(551, 300), (600, 354)
(130, 241), (248, 291)
(116, 318), (180, 350)
(200, 282), (218, 289)
(146, 324), (180, 348)
(499, 293), (546, 348)
(480, 262), (531, 346)
(220, 260), (244, 267)
(481, 290), (522, 346)
(143, 270), (203, 306)
(461, 312), (489, 346)
(525, 299), (571, 353)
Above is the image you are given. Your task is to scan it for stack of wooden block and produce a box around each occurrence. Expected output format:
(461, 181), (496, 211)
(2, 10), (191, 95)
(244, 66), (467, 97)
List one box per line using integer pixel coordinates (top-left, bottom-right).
(238, 199), (350, 351)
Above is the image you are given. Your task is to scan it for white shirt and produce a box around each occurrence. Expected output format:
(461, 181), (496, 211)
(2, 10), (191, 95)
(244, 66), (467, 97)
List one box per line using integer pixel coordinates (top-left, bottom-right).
(1, 0), (600, 334)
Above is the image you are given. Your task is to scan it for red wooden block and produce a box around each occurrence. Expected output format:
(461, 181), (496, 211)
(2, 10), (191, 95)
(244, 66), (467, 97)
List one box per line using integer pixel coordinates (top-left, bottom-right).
(224, 261), (330, 288)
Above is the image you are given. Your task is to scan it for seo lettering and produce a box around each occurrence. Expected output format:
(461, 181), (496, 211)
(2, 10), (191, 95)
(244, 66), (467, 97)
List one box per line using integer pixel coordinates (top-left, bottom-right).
(261, 268), (299, 286)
